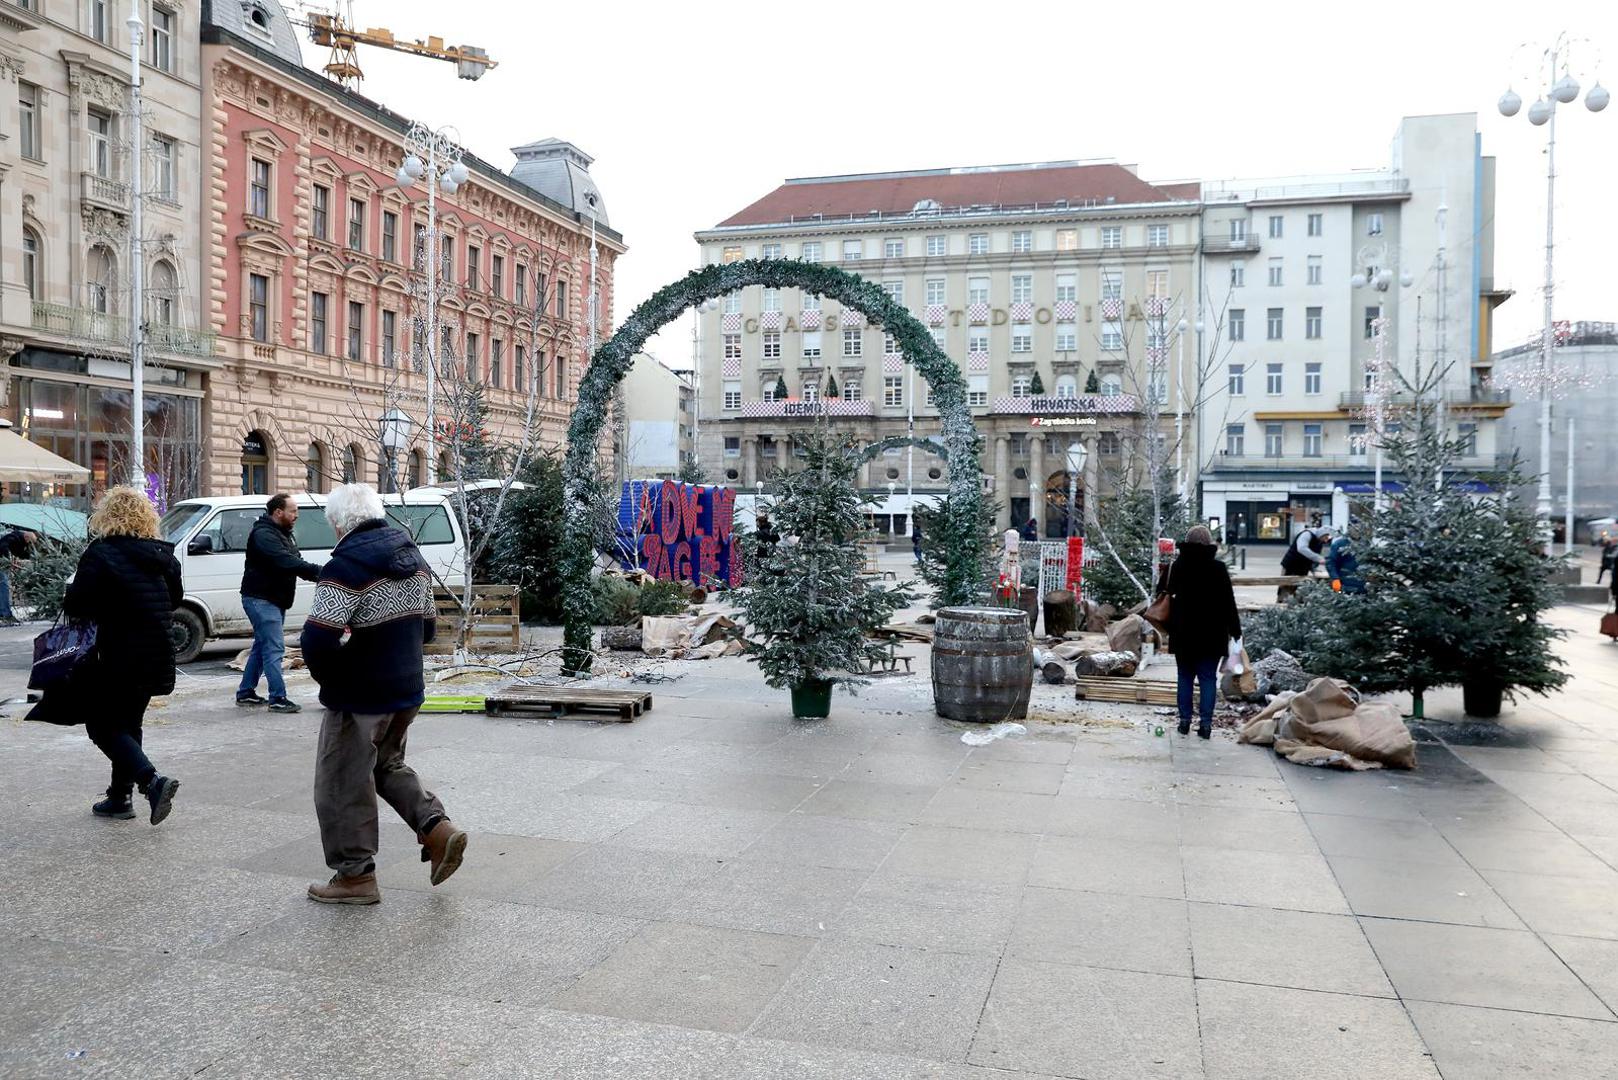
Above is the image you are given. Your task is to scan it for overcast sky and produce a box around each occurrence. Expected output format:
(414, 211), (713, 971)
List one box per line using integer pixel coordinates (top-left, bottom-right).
(298, 0), (1618, 364)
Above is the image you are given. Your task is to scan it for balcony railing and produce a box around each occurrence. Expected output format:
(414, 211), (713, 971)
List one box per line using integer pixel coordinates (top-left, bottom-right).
(80, 171), (130, 213)
(1338, 388), (1511, 409)
(31, 301), (217, 359)
(1215, 450), (1513, 472)
(1202, 233), (1262, 254)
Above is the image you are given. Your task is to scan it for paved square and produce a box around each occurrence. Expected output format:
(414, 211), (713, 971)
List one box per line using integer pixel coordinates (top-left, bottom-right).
(4, 602), (1618, 1076)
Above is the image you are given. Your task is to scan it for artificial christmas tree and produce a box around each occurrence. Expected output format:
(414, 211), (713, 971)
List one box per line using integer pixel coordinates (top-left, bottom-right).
(824, 373), (840, 399)
(1084, 369), (1102, 394)
(736, 433), (911, 716)
(1029, 371), (1045, 396)
(774, 374), (790, 401)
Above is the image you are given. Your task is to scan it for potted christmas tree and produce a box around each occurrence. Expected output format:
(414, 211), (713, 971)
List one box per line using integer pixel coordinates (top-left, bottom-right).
(737, 433), (912, 717)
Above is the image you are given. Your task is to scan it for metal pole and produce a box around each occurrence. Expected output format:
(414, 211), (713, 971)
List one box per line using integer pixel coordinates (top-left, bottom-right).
(1535, 49), (1558, 553)
(1566, 412), (1575, 557)
(1175, 323), (1185, 505)
(126, 13), (145, 486)
(1373, 306), (1386, 517)
(425, 146), (438, 484)
(905, 363), (914, 505)
(1435, 194), (1447, 493)
(690, 312), (700, 471)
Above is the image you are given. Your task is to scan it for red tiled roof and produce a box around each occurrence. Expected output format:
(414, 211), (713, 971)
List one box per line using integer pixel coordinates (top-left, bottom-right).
(717, 162), (1190, 228)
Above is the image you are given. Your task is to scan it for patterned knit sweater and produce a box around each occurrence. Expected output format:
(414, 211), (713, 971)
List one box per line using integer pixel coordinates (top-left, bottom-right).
(300, 519), (436, 714)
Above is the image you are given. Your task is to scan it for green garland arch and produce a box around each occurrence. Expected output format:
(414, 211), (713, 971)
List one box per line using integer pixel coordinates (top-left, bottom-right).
(560, 259), (985, 673)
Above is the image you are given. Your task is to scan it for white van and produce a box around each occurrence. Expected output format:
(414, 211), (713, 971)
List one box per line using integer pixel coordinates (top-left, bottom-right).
(157, 491), (468, 663)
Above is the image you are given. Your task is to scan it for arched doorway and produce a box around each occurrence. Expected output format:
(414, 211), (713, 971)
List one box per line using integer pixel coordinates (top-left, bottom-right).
(559, 259), (986, 671)
(1044, 471), (1085, 539)
(241, 430), (270, 494)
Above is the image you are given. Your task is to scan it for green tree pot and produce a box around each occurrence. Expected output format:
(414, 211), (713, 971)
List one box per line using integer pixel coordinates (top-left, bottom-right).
(790, 678), (835, 719)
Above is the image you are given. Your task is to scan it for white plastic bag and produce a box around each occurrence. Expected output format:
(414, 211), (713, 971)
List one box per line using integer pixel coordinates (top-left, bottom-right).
(1224, 636), (1245, 675)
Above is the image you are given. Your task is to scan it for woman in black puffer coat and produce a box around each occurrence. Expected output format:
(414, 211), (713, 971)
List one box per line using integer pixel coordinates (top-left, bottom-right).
(1163, 524), (1242, 739)
(62, 486), (183, 825)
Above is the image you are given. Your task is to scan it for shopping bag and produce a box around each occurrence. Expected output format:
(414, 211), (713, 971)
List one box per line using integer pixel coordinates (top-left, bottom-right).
(29, 619), (98, 691)
(1602, 611), (1618, 640)
(1225, 636), (1245, 674)
(1143, 593), (1172, 634)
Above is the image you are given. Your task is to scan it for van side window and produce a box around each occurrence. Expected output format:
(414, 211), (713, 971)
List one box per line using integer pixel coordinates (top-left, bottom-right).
(292, 508), (337, 551)
(199, 509), (261, 553)
(385, 505), (454, 545)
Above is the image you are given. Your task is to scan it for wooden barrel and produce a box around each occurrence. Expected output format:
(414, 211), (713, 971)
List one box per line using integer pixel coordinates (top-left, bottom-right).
(932, 607), (1034, 722)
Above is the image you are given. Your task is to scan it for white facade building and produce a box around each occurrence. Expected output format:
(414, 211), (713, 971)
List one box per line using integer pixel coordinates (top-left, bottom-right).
(1195, 113), (1510, 543)
(694, 160), (1200, 538)
(621, 352), (692, 480)
(1, 0), (211, 503)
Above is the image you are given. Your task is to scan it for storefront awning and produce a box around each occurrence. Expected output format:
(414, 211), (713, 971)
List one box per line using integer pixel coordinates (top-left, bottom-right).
(0, 425), (91, 484)
(1338, 480), (1495, 494)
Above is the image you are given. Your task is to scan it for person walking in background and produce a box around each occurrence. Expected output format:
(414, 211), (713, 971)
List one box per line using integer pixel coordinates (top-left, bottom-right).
(911, 519), (923, 563)
(1163, 524), (1242, 739)
(1598, 538), (1616, 585)
(237, 494), (321, 713)
(0, 525), (37, 625)
(754, 512), (779, 563)
(1020, 517), (1039, 543)
(300, 484), (465, 906)
(63, 488), (183, 824)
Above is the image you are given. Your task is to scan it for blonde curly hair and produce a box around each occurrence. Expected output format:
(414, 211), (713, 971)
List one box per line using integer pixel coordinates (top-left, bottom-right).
(89, 485), (161, 540)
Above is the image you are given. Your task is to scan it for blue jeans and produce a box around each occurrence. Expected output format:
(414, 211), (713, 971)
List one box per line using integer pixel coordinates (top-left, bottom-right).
(238, 596), (288, 701)
(1177, 656), (1219, 728)
(0, 570), (13, 619)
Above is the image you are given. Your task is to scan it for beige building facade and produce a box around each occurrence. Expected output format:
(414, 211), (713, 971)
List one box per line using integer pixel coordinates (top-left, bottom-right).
(2, 0), (211, 504)
(694, 161), (1200, 537)
(621, 352), (693, 481)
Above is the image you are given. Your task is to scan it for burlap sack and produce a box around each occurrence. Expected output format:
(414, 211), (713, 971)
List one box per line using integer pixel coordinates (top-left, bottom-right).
(1284, 679), (1415, 770)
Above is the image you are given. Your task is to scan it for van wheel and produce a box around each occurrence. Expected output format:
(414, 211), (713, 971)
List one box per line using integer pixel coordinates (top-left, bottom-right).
(171, 607), (206, 665)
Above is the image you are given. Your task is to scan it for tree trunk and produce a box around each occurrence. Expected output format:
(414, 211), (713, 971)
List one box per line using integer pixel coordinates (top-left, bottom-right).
(600, 625), (643, 651)
(1043, 590), (1077, 638)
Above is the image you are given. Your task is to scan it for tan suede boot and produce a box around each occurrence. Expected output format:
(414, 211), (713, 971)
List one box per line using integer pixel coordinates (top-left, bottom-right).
(421, 819), (467, 886)
(307, 873), (381, 905)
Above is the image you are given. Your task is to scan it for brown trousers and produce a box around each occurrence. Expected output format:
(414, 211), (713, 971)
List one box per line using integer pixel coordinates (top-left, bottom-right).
(314, 706), (446, 878)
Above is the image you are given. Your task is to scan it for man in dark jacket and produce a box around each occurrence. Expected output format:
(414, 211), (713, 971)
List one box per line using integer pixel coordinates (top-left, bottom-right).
(300, 483), (466, 906)
(0, 526), (35, 625)
(1020, 517), (1040, 542)
(237, 493), (320, 712)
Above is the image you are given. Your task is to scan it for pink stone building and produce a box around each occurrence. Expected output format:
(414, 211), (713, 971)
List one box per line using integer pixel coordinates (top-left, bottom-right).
(200, 2), (621, 496)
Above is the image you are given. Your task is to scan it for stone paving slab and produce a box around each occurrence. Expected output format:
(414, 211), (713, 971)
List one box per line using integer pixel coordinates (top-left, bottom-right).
(5, 602), (1618, 1077)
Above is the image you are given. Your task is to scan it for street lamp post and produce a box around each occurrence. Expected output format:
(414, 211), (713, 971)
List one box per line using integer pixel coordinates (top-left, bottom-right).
(1065, 442), (1088, 541)
(1498, 35), (1608, 552)
(395, 124), (469, 484)
(1350, 262), (1413, 518)
(1174, 317), (1189, 506)
(689, 299), (717, 473)
(125, 12), (145, 485)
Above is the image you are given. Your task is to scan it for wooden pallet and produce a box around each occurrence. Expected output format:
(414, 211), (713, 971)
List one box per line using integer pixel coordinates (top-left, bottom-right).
(419, 695), (487, 714)
(484, 684), (653, 722)
(1074, 676), (1179, 706)
(426, 585), (521, 656)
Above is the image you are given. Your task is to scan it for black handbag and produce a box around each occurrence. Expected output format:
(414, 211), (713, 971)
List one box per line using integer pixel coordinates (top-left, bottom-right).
(29, 619), (98, 691)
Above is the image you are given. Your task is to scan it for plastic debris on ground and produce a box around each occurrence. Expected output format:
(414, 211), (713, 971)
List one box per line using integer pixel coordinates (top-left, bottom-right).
(960, 721), (1027, 746)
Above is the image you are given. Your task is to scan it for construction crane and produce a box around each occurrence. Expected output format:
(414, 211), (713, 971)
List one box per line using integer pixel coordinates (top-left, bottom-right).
(293, 3), (497, 90)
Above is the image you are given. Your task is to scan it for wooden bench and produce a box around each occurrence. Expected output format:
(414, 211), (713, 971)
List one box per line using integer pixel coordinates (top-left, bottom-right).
(484, 684), (653, 723)
(426, 585), (521, 655)
(864, 640), (913, 675)
(1074, 676), (1178, 706)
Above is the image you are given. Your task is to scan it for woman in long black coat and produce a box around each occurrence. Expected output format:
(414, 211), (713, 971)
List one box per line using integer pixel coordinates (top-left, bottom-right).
(63, 486), (183, 825)
(1163, 524), (1242, 738)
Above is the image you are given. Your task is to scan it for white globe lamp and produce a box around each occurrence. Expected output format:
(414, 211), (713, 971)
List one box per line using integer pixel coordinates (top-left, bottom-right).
(1498, 88), (1522, 116)
(1553, 74), (1581, 103)
(1528, 98), (1552, 125)
(1587, 83), (1611, 112)
(402, 154), (424, 180)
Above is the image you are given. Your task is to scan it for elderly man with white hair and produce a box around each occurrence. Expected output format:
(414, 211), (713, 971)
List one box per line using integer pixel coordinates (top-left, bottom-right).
(300, 483), (467, 905)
